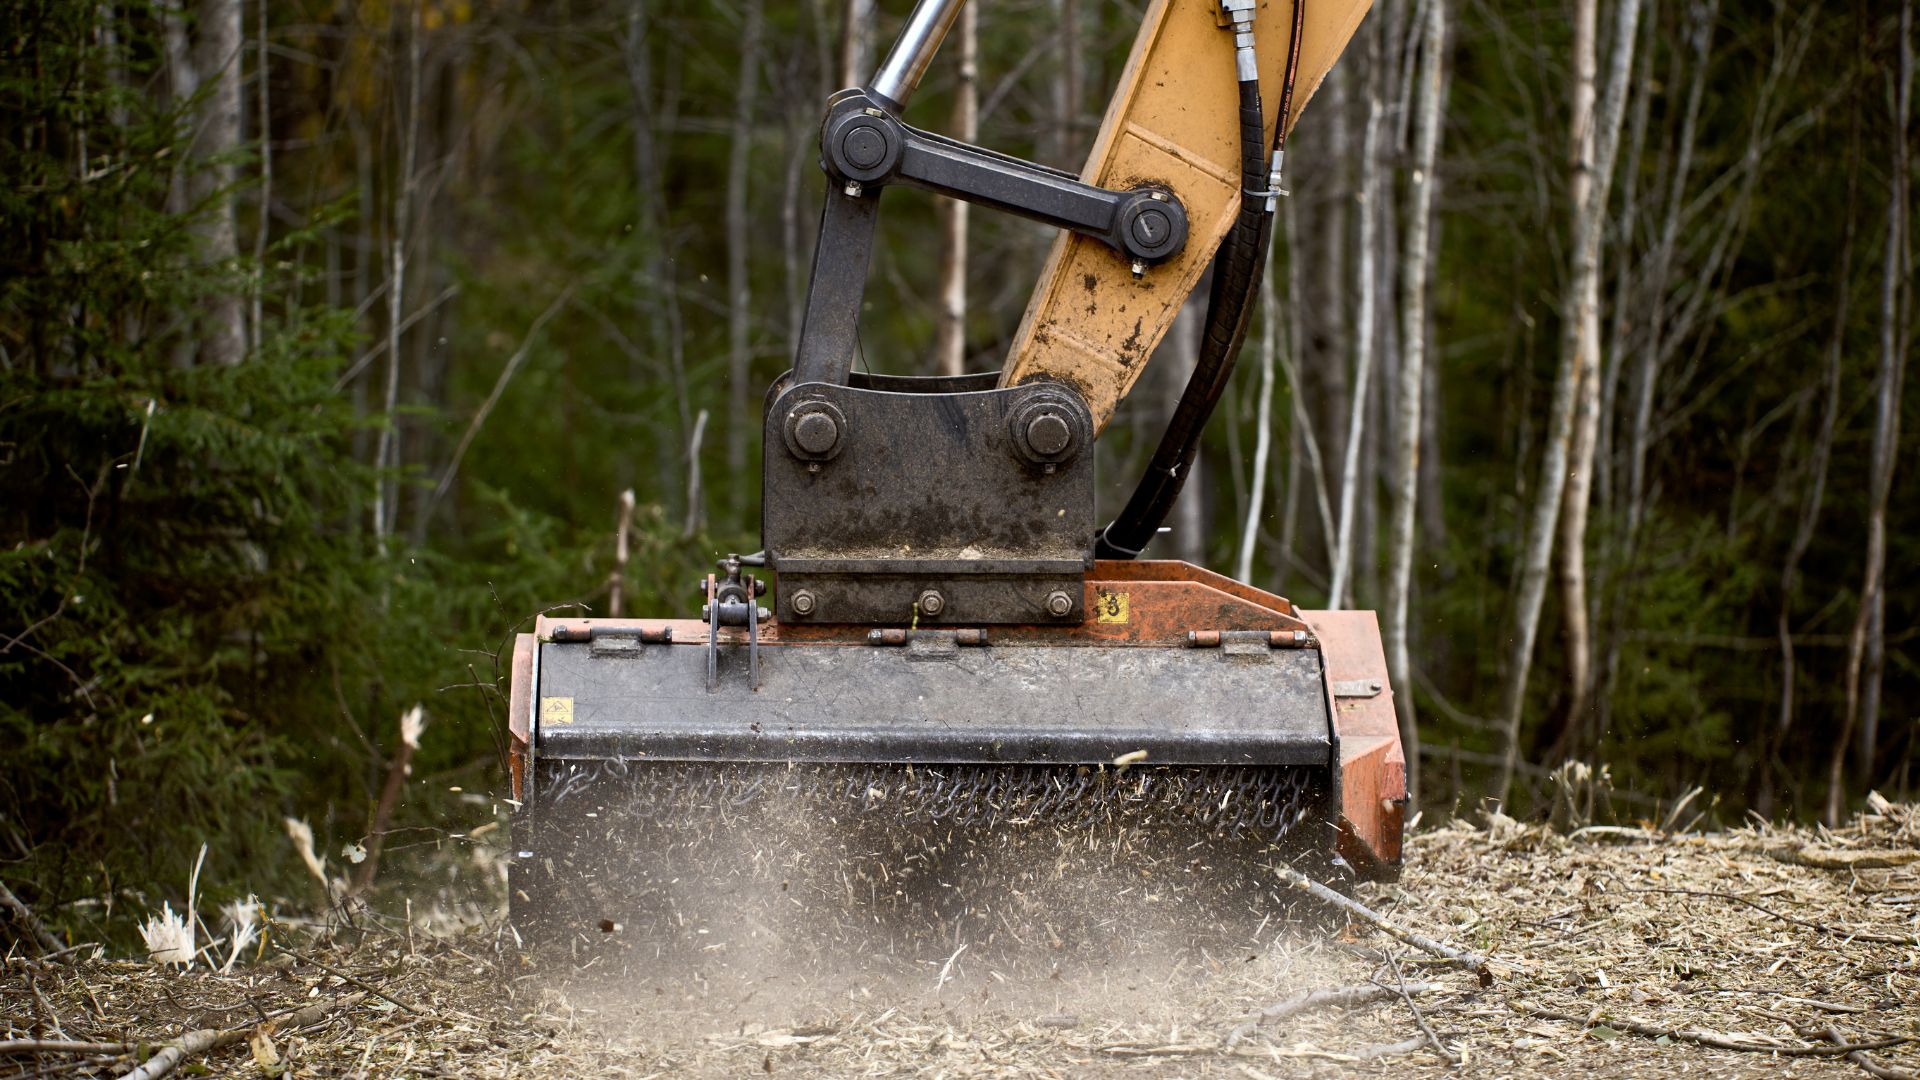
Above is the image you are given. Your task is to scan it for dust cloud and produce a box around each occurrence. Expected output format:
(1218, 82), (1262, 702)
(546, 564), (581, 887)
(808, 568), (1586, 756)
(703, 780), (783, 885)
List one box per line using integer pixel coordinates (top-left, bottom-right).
(518, 763), (1336, 1041)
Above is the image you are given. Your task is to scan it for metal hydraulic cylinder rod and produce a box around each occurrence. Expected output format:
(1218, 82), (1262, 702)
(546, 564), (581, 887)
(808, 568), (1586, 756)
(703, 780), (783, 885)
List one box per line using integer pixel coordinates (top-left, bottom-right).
(869, 0), (967, 107)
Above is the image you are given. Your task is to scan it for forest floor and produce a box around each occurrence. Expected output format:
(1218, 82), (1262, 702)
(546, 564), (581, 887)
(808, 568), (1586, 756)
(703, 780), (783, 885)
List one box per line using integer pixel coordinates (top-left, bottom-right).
(5, 799), (1918, 1078)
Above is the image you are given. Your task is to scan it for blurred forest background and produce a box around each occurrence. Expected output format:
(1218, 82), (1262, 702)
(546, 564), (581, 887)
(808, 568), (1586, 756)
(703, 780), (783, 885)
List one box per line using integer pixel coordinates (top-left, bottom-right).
(2, 0), (1913, 944)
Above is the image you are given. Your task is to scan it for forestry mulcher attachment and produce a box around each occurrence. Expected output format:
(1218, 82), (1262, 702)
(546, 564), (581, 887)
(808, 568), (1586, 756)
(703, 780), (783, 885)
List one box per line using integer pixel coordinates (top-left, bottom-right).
(507, 0), (1402, 957)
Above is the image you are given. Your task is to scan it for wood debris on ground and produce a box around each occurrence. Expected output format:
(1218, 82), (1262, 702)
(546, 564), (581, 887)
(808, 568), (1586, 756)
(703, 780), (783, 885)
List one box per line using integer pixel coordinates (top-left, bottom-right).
(4, 799), (1916, 1078)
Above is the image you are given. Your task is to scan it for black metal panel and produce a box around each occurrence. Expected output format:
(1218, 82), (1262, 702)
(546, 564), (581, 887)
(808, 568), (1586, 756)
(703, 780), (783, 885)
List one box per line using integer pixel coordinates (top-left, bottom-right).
(763, 379), (1096, 624)
(531, 637), (1333, 768)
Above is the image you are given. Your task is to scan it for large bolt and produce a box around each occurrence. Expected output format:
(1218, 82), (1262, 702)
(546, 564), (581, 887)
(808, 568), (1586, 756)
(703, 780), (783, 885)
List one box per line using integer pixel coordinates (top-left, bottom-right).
(1130, 207), (1172, 249)
(842, 126), (886, 169)
(793, 411), (840, 455)
(790, 590), (818, 617)
(1044, 590), (1074, 618)
(1025, 413), (1073, 457)
(917, 589), (946, 617)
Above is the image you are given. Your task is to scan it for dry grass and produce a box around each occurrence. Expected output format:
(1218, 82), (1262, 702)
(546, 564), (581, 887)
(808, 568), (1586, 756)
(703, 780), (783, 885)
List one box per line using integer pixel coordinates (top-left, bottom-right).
(5, 800), (1916, 1078)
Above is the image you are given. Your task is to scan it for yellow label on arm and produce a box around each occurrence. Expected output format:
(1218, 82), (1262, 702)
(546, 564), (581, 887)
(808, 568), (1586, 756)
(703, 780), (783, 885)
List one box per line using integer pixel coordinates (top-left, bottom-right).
(540, 697), (574, 726)
(1095, 590), (1130, 624)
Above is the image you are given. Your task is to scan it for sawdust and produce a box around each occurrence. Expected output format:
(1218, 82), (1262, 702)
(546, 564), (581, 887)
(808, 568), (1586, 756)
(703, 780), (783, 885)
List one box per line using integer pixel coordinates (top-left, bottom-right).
(5, 801), (1917, 1078)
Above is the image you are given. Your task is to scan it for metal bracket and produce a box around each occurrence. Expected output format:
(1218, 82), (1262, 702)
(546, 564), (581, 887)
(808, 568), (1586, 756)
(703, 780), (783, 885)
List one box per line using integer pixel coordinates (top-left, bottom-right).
(703, 554), (769, 692)
(1331, 679), (1384, 699)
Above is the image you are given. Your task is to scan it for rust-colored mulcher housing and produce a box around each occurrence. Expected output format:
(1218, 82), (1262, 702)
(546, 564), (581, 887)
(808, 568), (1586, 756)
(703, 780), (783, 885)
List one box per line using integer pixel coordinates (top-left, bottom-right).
(507, 561), (1405, 880)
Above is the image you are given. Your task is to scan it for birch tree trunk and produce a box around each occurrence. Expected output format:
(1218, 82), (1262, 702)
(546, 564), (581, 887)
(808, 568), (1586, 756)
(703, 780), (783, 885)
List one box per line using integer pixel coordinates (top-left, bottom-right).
(840, 0), (873, 86)
(1831, 1), (1911, 821)
(1328, 22), (1386, 611)
(372, 4), (421, 556)
(1385, 0), (1448, 805)
(726, 0), (764, 521)
(1163, 293), (1207, 564)
(1235, 230), (1282, 583)
(1495, 0), (1642, 804)
(934, 4), (977, 377)
(1555, 0), (1601, 742)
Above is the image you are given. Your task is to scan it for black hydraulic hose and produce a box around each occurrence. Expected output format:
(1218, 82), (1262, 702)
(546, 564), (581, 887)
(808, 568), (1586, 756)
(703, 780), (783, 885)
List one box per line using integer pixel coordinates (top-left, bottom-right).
(1094, 1), (1305, 560)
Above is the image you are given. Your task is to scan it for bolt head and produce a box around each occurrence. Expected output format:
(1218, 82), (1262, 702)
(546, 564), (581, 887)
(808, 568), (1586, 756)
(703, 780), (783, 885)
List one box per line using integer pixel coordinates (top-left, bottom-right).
(1045, 590), (1074, 617)
(790, 590), (817, 616)
(1131, 207), (1172, 248)
(793, 411), (840, 454)
(1025, 413), (1073, 457)
(842, 126), (886, 168)
(917, 590), (945, 617)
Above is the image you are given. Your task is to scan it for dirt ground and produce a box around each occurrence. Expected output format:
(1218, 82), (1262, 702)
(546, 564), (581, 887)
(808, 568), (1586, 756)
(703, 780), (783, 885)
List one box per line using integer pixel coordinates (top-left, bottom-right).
(5, 799), (1917, 1078)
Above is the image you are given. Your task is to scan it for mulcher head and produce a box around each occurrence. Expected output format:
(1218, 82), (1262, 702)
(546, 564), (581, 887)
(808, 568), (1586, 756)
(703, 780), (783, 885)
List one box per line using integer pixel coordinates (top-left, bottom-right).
(505, 562), (1404, 963)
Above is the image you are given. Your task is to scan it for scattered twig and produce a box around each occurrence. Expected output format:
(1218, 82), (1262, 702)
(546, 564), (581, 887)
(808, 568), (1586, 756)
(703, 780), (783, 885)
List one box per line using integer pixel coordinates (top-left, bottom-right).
(1516, 1002), (1907, 1056)
(271, 940), (421, 1015)
(1815, 1025), (1920, 1080)
(1275, 865), (1492, 973)
(1350, 1036), (1429, 1060)
(1629, 885), (1920, 945)
(1223, 981), (1434, 1047)
(115, 991), (365, 1080)
(1383, 950), (1456, 1063)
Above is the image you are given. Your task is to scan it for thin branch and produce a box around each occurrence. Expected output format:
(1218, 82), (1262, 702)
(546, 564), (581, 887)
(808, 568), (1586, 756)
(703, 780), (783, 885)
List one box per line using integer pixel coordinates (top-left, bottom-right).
(425, 286), (573, 516)
(1276, 865), (1492, 972)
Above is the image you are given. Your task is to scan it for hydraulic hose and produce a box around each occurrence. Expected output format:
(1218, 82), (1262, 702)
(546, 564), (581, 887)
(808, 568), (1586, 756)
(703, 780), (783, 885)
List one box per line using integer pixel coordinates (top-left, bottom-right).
(1094, 0), (1305, 560)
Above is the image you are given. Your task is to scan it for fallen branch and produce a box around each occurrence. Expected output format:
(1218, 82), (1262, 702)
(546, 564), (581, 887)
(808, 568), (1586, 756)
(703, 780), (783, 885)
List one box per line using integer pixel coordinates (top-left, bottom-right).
(1275, 865), (1492, 973)
(1629, 886), (1920, 945)
(1816, 1025), (1919, 1080)
(1516, 1002), (1908, 1057)
(115, 992), (365, 1080)
(1762, 845), (1919, 871)
(0, 881), (67, 958)
(1223, 981), (1434, 1048)
(0, 1039), (137, 1055)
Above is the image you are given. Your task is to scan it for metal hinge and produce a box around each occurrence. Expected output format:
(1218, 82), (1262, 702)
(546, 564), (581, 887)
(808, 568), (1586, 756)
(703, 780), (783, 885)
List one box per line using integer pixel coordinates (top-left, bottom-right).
(1185, 629), (1318, 649)
(865, 628), (989, 648)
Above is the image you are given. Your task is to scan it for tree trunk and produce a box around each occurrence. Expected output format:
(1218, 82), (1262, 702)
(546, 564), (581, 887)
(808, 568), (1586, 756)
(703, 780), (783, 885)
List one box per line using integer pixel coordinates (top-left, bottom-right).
(1496, 0), (1642, 805)
(1555, 0), (1602, 747)
(1328, 25), (1385, 612)
(1236, 228), (1282, 583)
(372, 3), (421, 556)
(1770, 89), (1859, 815)
(163, 0), (246, 366)
(1831, 1), (1911, 821)
(726, 0), (764, 522)
(839, 0), (873, 87)
(934, 4), (977, 377)
(1385, 0), (1447, 806)
(1050, 0), (1082, 163)
(1162, 293), (1207, 564)
(625, 2), (692, 509)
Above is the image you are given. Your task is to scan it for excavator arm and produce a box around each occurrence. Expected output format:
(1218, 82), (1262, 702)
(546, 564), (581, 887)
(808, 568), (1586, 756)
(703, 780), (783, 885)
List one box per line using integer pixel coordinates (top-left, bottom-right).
(505, 0), (1404, 957)
(1004, 0), (1370, 430)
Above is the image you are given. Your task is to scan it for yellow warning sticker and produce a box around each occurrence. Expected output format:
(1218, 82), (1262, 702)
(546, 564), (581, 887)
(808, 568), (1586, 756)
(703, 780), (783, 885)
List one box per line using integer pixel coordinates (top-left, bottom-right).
(540, 697), (574, 726)
(1095, 590), (1130, 624)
